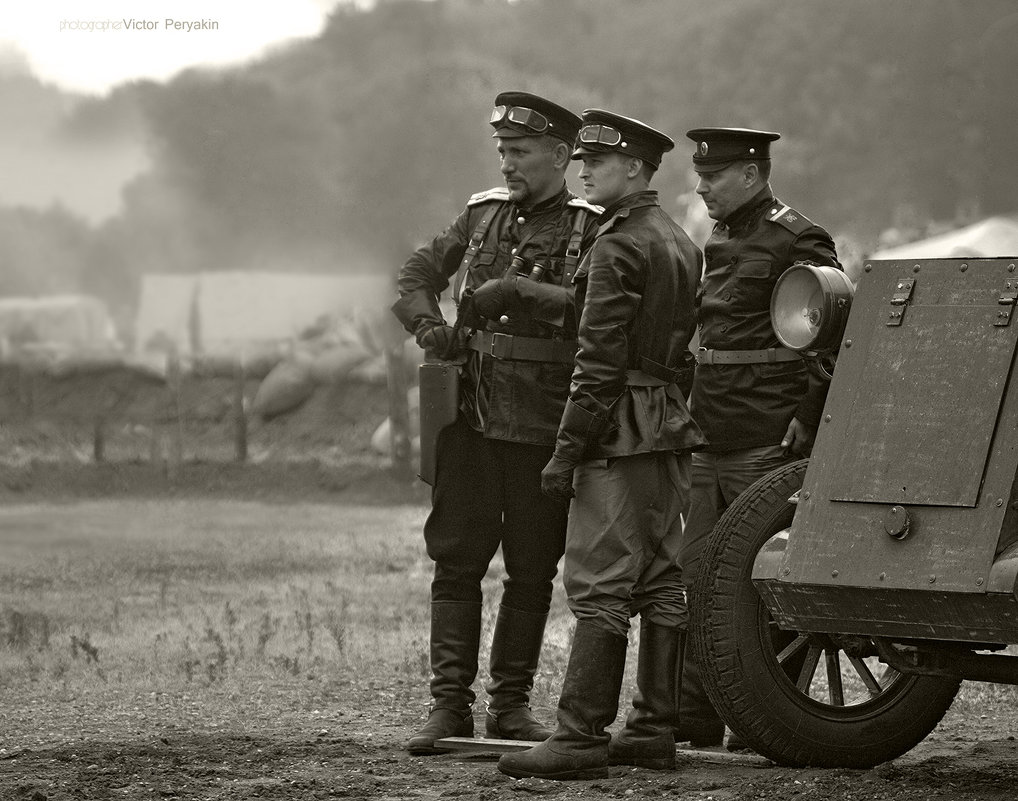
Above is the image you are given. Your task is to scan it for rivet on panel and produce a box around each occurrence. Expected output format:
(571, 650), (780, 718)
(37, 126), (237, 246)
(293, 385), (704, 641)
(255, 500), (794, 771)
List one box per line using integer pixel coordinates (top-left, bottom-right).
(976, 577), (984, 586)
(929, 575), (936, 584)
(831, 570), (839, 578)
(844, 340), (852, 348)
(913, 264), (921, 273)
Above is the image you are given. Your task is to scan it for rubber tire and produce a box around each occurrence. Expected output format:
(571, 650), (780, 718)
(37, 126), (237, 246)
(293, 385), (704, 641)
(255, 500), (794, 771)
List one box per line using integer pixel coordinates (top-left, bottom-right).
(691, 459), (961, 768)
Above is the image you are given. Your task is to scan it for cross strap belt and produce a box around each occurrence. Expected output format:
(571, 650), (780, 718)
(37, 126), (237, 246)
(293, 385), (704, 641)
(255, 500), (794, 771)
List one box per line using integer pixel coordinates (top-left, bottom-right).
(695, 346), (799, 365)
(467, 331), (577, 364)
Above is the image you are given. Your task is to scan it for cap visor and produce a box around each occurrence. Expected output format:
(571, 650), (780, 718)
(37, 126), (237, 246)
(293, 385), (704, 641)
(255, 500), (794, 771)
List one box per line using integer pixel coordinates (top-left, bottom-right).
(692, 160), (735, 173)
(491, 125), (529, 138)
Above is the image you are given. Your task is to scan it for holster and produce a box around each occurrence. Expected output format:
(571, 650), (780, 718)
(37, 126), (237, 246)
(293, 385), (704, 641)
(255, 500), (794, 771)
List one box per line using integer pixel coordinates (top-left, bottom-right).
(418, 360), (462, 485)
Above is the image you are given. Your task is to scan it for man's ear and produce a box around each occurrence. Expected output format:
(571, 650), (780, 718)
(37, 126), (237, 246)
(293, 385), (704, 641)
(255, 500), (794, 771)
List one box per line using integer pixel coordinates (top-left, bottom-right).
(743, 162), (760, 188)
(552, 141), (572, 170)
(626, 157), (645, 178)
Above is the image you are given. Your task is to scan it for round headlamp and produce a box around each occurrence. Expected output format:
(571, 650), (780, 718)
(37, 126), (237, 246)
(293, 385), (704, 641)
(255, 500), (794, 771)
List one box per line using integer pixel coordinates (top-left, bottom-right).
(770, 263), (855, 353)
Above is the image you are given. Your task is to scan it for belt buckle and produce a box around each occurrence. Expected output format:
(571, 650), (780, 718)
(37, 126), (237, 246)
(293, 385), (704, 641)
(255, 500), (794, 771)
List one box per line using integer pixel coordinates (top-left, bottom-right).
(489, 332), (513, 359)
(695, 346), (710, 365)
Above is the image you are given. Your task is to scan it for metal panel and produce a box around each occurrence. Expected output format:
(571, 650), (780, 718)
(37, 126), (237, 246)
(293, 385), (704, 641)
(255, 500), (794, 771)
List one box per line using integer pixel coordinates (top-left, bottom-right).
(832, 299), (1018, 506)
(778, 259), (1018, 595)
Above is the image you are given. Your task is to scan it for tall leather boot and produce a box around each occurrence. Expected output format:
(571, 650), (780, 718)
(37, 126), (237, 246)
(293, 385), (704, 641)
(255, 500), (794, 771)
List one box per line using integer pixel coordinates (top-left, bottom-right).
(485, 605), (554, 741)
(673, 648), (724, 748)
(497, 621), (628, 780)
(407, 601), (481, 755)
(609, 622), (682, 770)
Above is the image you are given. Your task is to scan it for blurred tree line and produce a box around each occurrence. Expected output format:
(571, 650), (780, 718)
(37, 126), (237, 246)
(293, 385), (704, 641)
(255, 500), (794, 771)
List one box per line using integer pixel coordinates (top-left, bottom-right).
(0, 0), (1016, 330)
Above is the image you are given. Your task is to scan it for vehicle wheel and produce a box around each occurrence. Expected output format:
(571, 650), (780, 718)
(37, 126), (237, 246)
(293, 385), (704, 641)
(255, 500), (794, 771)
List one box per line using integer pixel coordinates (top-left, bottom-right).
(691, 459), (961, 768)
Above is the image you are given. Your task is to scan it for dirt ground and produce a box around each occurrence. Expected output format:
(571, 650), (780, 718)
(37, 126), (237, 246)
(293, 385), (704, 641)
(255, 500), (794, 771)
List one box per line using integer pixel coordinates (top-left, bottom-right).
(1, 652), (1016, 801)
(0, 475), (1015, 801)
(0, 373), (1015, 800)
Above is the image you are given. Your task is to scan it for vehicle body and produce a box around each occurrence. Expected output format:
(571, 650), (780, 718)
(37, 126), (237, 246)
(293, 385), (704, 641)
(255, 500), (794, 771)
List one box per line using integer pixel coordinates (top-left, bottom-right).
(692, 257), (1018, 767)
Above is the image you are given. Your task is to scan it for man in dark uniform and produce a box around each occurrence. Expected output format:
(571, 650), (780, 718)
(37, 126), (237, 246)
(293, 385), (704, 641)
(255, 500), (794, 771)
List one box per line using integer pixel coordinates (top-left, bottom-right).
(498, 109), (705, 781)
(391, 91), (600, 755)
(676, 127), (841, 750)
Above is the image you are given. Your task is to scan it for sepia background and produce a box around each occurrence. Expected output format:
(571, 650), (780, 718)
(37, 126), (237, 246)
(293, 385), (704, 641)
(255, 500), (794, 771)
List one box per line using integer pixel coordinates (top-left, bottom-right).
(1, 4), (1017, 799)
(3, 0), (1018, 339)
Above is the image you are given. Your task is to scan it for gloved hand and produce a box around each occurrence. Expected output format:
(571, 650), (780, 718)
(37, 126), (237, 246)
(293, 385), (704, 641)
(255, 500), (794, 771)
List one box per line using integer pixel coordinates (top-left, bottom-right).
(541, 454), (576, 501)
(417, 324), (458, 357)
(471, 277), (516, 320)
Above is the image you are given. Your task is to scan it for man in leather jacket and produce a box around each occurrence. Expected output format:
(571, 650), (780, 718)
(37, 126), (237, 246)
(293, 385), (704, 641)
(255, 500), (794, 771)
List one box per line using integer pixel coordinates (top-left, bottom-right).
(498, 109), (705, 781)
(676, 127), (842, 751)
(391, 91), (600, 755)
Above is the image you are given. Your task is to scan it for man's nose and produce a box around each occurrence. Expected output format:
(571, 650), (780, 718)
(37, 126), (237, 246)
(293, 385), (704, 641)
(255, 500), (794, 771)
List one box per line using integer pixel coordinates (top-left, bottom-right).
(694, 177), (708, 195)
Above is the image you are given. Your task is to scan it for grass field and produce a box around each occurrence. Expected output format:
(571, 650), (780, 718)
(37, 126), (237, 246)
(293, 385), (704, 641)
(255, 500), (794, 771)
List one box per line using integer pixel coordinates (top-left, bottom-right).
(0, 499), (579, 742)
(1, 498), (1013, 754)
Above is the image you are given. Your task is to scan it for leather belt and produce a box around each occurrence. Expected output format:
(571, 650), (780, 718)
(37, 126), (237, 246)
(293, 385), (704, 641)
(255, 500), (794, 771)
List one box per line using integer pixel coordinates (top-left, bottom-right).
(468, 331), (577, 364)
(695, 346), (799, 365)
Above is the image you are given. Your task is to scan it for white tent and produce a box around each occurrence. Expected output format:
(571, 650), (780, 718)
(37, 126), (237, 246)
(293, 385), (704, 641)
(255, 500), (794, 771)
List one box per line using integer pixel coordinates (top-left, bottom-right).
(134, 271), (392, 357)
(869, 215), (1018, 260)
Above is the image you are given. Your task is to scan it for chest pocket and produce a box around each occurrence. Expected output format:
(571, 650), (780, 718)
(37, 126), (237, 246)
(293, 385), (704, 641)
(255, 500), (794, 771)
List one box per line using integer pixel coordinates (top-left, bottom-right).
(730, 259), (775, 310)
(469, 247), (501, 282)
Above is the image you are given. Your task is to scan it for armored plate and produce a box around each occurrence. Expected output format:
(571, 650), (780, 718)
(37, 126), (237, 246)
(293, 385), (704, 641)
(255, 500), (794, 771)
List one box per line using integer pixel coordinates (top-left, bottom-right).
(777, 258), (1018, 595)
(831, 269), (1018, 506)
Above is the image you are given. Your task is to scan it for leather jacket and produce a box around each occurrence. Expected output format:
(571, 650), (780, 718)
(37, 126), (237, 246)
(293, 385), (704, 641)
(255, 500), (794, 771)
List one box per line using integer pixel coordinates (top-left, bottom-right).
(393, 183), (600, 445)
(553, 190), (706, 461)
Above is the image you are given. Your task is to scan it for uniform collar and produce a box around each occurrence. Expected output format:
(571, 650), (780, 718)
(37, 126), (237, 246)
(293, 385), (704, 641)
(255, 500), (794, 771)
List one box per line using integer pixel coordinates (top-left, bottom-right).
(718, 186), (773, 233)
(598, 190), (659, 226)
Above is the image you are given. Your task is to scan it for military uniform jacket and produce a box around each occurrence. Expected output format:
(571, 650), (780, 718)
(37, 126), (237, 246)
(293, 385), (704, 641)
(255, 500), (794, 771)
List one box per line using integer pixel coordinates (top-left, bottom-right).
(691, 189), (840, 451)
(555, 191), (707, 461)
(395, 184), (600, 446)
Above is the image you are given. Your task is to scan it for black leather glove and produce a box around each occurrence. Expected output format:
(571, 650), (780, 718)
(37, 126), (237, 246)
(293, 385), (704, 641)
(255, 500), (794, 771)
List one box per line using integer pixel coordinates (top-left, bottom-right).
(471, 277), (516, 320)
(541, 454), (576, 501)
(417, 324), (457, 357)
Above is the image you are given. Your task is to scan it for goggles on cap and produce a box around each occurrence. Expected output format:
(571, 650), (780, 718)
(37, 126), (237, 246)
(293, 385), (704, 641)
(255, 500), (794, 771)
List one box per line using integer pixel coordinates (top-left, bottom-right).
(578, 123), (623, 147)
(490, 105), (550, 134)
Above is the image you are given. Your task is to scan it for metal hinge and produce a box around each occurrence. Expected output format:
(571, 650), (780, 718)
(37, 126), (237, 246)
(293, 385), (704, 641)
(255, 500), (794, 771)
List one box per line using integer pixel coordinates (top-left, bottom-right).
(886, 278), (915, 327)
(995, 278), (1018, 327)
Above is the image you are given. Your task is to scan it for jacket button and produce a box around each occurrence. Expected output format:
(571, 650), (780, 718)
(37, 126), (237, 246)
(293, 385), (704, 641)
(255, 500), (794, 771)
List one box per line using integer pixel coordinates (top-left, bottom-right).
(517, 216), (526, 224)
(720, 324), (728, 332)
(723, 291), (732, 301)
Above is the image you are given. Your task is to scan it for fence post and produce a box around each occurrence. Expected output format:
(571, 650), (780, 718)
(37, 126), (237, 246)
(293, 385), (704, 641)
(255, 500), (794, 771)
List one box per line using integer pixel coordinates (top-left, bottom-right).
(167, 347), (182, 479)
(93, 419), (105, 463)
(384, 337), (414, 481)
(233, 360), (248, 463)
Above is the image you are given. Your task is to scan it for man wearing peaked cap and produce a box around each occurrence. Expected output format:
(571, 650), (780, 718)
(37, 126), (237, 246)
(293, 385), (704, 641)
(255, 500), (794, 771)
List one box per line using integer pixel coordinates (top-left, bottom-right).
(688, 127), (780, 173)
(499, 109), (705, 780)
(391, 92), (601, 756)
(674, 127), (842, 753)
(489, 90), (582, 145)
(570, 108), (676, 170)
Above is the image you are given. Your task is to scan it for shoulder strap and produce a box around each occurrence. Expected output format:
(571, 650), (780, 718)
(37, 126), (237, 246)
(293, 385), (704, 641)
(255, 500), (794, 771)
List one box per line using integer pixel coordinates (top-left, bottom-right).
(561, 201), (600, 286)
(765, 201), (815, 236)
(452, 199), (502, 303)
